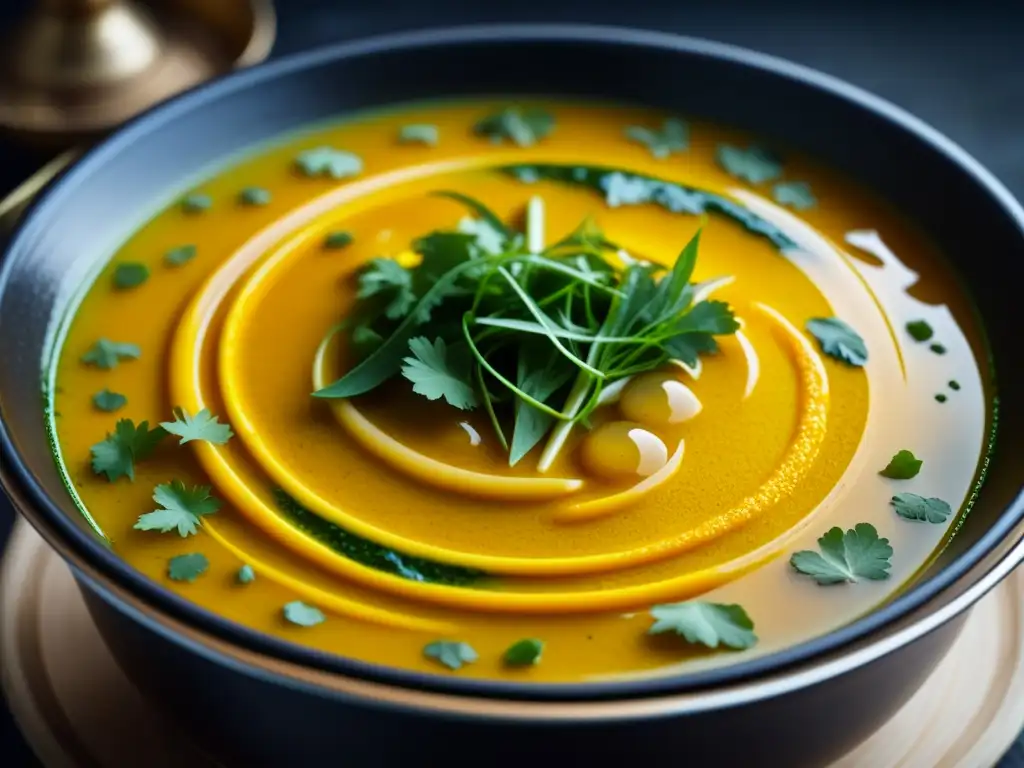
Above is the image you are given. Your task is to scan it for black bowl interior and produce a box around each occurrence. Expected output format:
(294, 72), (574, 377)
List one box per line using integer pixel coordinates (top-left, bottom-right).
(1, 25), (1022, 702)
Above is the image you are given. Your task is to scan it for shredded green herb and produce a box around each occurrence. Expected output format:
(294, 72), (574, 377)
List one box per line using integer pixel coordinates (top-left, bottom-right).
(113, 263), (149, 289)
(239, 186), (272, 206)
(905, 319), (934, 342)
(501, 163), (797, 250)
(324, 231), (354, 249)
(313, 189), (739, 469)
(181, 193), (212, 213)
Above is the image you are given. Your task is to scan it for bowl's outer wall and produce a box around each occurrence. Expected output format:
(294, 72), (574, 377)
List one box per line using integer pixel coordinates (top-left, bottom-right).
(79, 573), (963, 767)
(0, 23), (1022, 740)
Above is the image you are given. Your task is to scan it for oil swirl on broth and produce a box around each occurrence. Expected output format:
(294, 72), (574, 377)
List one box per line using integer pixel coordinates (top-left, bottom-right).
(50, 102), (990, 681)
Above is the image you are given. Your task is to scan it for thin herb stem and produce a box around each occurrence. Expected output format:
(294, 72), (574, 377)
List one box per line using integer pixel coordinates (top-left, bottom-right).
(476, 363), (508, 450)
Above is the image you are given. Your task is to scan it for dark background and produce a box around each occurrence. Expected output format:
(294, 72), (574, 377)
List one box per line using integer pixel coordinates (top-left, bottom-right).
(1, 1), (1022, 765)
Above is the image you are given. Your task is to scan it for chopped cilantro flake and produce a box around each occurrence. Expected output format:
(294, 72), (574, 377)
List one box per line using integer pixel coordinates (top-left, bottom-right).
(503, 638), (544, 666)
(474, 108), (554, 147)
(81, 338), (141, 370)
(90, 419), (165, 482)
(113, 263), (149, 289)
(283, 601), (325, 627)
(891, 492), (952, 523)
(648, 602), (758, 650)
(324, 231), (354, 249)
(905, 320), (934, 342)
(624, 118), (688, 159)
(164, 244), (197, 266)
(806, 317), (868, 366)
(424, 640), (478, 670)
(237, 564), (256, 584)
(790, 523), (893, 585)
(879, 449), (922, 480)
(167, 553), (209, 582)
(92, 389), (127, 412)
(930, 343), (947, 355)
(399, 124), (439, 146)
(181, 193), (212, 213)
(716, 145), (782, 184)
(160, 407), (233, 445)
(239, 186), (272, 206)
(772, 181), (816, 210)
(134, 480), (221, 536)
(295, 147), (363, 179)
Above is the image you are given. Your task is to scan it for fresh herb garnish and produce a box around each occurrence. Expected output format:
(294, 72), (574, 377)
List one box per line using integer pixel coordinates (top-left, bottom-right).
(891, 493), (952, 524)
(92, 389), (127, 412)
(295, 147), (363, 179)
(324, 231), (354, 249)
(716, 145), (783, 184)
(935, 393), (947, 403)
(273, 490), (482, 585)
(401, 337), (478, 410)
(648, 602), (758, 650)
(164, 244), (197, 266)
(81, 338), (141, 370)
(790, 523), (893, 585)
(160, 407), (233, 445)
(949, 380), (960, 390)
(772, 181), (816, 210)
(283, 601), (325, 627)
(930, 343), (947, 355)
(237, 564), (256, 584)
(806, 317), (868, 366)
(424, 640), (478, 670)
(501, 164), (797, 250)
(313, 191), (738, 467)
(90, 419), (166, 481)
(239, 186), (272, 206)
(624, 118), (688, 159)
(879, 449), (922, 480)
(181, 193), (212, 213)
(474, 108), (554, 147)
(503, 638), (544, 666)
(399, 124), (439, 146)
(167, 553), (209, 583)
(113, 263), (150, 289)
(905, 319), (933, 342)
(134, 480), (221, 536)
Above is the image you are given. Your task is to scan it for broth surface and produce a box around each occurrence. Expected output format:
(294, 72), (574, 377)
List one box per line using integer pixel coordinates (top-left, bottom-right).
(51, 101), (990, 681)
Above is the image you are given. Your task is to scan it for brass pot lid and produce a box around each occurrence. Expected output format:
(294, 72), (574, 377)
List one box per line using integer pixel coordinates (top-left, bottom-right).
(0, 0), (276, 147)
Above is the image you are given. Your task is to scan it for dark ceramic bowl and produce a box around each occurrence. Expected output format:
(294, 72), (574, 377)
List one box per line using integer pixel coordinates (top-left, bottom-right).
(1, 25), (1022, 767)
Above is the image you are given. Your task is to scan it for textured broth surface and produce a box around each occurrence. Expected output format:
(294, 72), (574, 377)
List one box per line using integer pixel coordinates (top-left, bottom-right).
(53, 102), (989, 682)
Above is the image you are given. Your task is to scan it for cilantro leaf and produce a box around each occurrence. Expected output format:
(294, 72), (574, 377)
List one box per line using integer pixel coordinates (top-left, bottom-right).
(134, 480), (221, 536)
(624, 118), (688, 159)
(503, 638), (544, 666)
(357, 258), (416, 320)
(237, 564), (256, 584)
(648, 602), (758, 650)
(81, 338), (141, 370)
(716, 145), (783, 184)
(113, 263), (149, 289)
(474, 108), (555, 147)
(92, 389), (127, 412)
(324, 231), (354, 249)
(167, 553), (209, 582)
(283, 601), (325, 627)
(905, 319), (934, 342)
(90, 419), (166, 482)
(806, 316), (868, 366)
(790, 523), (893, 585)
(772, 181), (816, 210)
(457, 216), (506, 255)
(239, 186), (272, 206)
(399, 123), (439, 146)
(164, 244), (197, 266)
(180, 193), (212, 213)
(295, 147), (363, 179)
(423, 640), (478, 670)
(879, 449), (922, 480)
(891, 493), (952, 524)
(160, 407), (233, 445)
(401, 337), (477, 410)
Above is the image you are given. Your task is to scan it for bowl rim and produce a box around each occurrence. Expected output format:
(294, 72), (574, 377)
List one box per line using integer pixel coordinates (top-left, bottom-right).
(2, 22), (1023, 703)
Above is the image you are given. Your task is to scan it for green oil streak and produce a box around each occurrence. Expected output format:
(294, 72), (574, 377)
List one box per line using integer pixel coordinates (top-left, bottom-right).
(273, 489), (484, 587)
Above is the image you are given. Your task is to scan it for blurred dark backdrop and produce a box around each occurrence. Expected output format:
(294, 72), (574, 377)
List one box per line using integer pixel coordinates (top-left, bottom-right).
(1, 1), (1022, 765)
